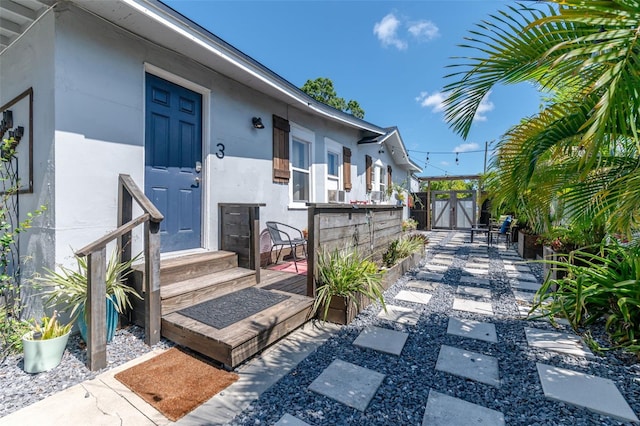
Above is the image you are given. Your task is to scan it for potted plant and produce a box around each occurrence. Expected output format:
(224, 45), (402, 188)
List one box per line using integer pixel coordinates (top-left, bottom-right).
(41, 248), (141, 343)
(313, 247), (385, 325)
(22, 310), (72, 373)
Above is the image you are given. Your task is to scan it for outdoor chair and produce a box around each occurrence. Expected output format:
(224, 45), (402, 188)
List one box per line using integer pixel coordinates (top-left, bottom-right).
(265, 221), (307, 272)
(490, 217), (518, 247)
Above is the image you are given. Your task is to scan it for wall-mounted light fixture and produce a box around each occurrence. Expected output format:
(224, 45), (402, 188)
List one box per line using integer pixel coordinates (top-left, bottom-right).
(1, 110), (13, 135)
(252, 117), (265, 129)
(9, 126), (24, 143)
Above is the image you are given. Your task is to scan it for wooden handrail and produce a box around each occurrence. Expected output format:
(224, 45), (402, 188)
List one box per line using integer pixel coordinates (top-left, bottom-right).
(75, 213), (150, 257)
(74, 174), (162, 371)
(119, 174), (164, 222)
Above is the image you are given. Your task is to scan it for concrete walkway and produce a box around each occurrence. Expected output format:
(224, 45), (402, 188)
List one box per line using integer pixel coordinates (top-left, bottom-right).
(2, 231), (638, 425)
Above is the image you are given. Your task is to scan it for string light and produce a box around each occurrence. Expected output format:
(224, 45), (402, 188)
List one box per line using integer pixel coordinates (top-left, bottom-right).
(455, 152), (459, 165)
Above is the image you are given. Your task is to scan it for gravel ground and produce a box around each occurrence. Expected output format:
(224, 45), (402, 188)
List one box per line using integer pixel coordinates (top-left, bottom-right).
(229, 232), (640, 426)
(0, 324), (174, 418)
(1, 231), (638, 425)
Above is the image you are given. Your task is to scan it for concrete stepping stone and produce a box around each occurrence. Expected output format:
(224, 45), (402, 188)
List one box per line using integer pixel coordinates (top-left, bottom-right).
(457, 285), (492, 299)
(537, 363), (639, 423)
(377, 305), (420, 325)
(433, 254), (454, 260)
(447, 318), (498, 343)
(275, 414), (311, 426)
(501, 255), (522, 261)
(507, 271), (538, 282)
(453, 298), (494, 315)
(513, 290), (536, 304)
(308, 359), (385, 412)
(406, 280), (439, 292)
(422, 390), (505, 426)
(394, 290), (432, 305)
(436, 345), (500, 387)
(469, 257), (490, 263)
(465, 262), (489, 269)
(525, 327), (594, 359)
(510, 280), (542, 292)
(517, 306), (570, 326)
(426, 264), (449, 273)
(417, 271), (444, 281)
(463, 267), (489, 276)
(353, 326), (408, 356)
(504, 264), (531, 273)
(459, 276), (490, 286)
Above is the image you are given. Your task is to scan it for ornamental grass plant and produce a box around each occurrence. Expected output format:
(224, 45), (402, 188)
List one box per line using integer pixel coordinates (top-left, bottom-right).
(313, 246), (385, 321)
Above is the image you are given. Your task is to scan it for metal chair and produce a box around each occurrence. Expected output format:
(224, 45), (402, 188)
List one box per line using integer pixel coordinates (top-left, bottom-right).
(265, 221), (307, 272)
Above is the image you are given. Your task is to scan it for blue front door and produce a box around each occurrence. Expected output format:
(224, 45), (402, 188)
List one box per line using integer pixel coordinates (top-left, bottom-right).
(145, 73), (202, 252)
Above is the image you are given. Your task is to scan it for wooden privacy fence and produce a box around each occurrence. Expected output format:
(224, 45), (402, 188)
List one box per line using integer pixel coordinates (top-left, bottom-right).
(306, 204), (403, 297)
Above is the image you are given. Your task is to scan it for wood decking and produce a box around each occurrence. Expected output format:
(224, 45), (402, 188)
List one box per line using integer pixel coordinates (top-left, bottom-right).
(131, 252), (313, 368)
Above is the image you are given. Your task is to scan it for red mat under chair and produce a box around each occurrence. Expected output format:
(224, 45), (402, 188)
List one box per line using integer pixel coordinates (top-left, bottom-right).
(267, 259), (307, 275)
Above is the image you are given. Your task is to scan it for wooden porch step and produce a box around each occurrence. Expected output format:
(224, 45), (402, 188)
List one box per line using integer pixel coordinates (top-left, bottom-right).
(161, 267), (256, 315)
(161, 291), (314, 367)
(132, 251), (239, 285)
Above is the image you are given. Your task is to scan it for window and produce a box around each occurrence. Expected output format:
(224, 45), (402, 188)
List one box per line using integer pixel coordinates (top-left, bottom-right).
(376, 165), (387, 195)
(292, 138), (310, 202)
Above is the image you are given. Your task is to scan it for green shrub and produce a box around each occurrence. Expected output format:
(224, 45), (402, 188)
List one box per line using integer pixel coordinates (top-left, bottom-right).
(402, 218), (418, 232)
(0, 306), (31, 355)
(533, 240), (640, 354)
(383, 235), (424, 268)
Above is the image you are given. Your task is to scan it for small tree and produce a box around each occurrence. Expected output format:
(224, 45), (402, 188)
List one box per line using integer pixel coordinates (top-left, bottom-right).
(301, 77), (365, 119)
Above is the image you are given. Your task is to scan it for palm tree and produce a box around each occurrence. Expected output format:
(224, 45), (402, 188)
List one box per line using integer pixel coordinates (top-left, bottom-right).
(443, 0), (640, 234)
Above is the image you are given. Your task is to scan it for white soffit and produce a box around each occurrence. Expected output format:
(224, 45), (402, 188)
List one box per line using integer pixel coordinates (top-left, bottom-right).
(0, 0), (50, 53)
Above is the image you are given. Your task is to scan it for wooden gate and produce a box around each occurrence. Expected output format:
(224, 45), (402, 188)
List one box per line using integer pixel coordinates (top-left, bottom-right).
(431, 191), (476, 230)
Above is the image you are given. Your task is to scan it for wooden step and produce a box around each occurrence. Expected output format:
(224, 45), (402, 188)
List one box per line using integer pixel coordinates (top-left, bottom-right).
(132, 251), (239, 285)
(161, 267), (256, 315)
(161, 291), (314, 367)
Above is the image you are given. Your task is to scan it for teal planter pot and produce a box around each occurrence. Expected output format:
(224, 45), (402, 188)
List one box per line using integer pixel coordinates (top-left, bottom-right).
(78, 296), (119, 343)
(22, 331), (70, 373)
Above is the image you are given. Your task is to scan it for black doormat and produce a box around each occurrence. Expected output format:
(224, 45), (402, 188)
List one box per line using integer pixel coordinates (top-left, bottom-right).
(177, 288), (290, 329)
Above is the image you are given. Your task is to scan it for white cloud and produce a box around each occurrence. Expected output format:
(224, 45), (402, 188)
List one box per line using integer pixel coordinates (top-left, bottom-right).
(373, 14), (407, 50)
(417, 90), (495, 123)
(454, 142), (479, 153)
(408, 20), (440, 42)
(440, 161), (450, 166)
(415, 91), (446, 112)
(474, 91), (495, 122)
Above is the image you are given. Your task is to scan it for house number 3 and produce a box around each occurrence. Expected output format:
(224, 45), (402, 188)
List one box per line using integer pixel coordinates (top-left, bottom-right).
(216, 143), (225, 159)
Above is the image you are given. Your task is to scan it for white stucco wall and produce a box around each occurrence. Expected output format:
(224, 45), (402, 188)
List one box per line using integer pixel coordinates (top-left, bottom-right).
(0, 10), (56, 318)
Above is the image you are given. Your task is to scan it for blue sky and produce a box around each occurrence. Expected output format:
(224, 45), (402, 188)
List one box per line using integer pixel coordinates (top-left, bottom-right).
(164, 0), (542, 177)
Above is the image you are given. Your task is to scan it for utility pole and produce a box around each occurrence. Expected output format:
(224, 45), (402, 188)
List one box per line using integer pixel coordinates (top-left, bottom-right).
(483, 141), (489, 174)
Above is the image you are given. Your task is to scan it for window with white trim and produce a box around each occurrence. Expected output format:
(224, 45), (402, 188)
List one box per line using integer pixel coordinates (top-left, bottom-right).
(292, 138), (310, 202)
(289, 124), (314, 206)
(375, 165), (386, 196)
(327, 151), (339, 189)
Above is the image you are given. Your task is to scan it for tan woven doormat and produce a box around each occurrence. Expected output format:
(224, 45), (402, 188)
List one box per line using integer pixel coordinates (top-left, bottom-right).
(114, 347), (238, 421)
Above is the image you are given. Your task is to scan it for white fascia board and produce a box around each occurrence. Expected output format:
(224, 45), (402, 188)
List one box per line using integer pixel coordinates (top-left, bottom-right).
(87, 0), (385, 135)
(383, 130), (422, 173)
